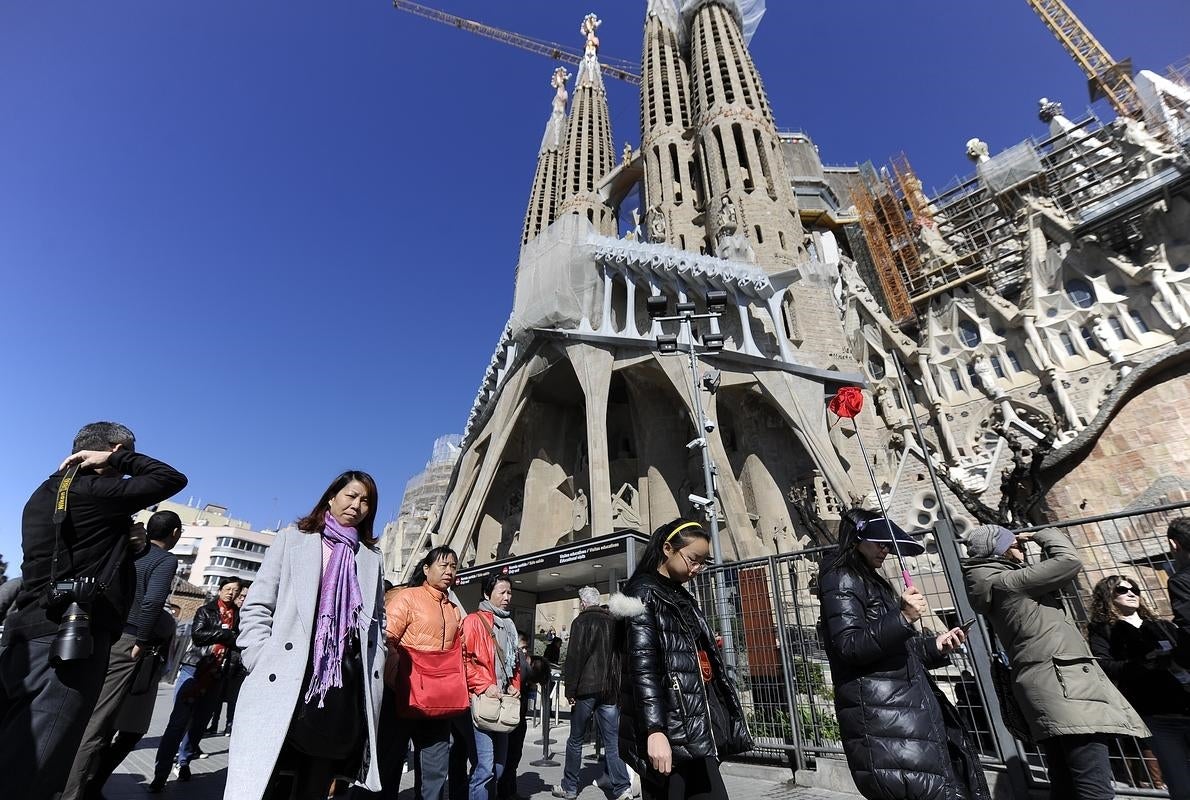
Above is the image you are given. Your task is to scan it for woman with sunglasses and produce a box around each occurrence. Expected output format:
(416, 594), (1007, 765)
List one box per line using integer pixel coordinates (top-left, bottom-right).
(609, 519), (751, 800)
(820, 507), (988, 800)
(1089, 576), (1190, 799)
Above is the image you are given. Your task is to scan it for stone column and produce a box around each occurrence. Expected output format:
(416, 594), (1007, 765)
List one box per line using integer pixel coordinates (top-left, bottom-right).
(916, 350), (959, 466)
(1149, 267), (1189, 326)
(564, 343), (614, 536)
(1022, 312), (1055, 370)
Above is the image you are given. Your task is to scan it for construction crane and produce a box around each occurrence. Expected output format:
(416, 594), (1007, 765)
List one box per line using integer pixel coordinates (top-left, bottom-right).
(1025, 0), (1141, 118)
(392, 0), (641, 86)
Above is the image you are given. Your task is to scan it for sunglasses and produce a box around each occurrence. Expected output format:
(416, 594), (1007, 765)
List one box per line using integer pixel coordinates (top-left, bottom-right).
(1113, 585), (1139, 596)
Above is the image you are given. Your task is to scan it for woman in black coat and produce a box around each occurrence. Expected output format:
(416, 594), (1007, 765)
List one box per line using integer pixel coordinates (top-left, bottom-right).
(819, 508), (989, 800)
(610, 519), (751, 800)
(1088, 575), (1190, 799)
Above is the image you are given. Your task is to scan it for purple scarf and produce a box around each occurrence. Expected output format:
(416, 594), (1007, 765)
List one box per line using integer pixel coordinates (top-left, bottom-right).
(304, 512), (364, 708)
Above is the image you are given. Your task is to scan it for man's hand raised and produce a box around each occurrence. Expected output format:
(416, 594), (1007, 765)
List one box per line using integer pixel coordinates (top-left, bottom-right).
(59, 446), (122, 472)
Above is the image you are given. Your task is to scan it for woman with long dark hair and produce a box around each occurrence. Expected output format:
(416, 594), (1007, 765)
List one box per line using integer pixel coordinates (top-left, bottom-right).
(610, 519), (751, 800)
(225, 471), (386, 800)
(1089, 575), (1190, 799)
(819, 507), (988, 800)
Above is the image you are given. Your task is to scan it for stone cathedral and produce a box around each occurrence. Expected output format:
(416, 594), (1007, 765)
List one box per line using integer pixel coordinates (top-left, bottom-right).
(433, 1), (872, 567)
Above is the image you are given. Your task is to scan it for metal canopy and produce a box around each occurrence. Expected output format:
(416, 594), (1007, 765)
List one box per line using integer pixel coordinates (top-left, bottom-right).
(454, 530), (648, 609)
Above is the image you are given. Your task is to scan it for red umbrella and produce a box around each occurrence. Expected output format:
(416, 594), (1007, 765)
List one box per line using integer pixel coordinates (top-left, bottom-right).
(828, 386), (913, 588)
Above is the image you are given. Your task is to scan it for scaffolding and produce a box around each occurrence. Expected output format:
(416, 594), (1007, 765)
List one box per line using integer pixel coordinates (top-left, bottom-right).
(851, 167), (915, 323)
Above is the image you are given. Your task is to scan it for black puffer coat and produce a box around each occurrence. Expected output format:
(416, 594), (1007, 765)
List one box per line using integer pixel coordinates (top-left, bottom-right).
(180, 599), (239, 670)
(819, 565), (990, 800)
(610, 571), (751, 774)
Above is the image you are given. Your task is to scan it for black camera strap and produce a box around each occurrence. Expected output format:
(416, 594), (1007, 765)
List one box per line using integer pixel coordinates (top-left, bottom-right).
(49, 463), (129, 592)
(49, 465), (80, 585)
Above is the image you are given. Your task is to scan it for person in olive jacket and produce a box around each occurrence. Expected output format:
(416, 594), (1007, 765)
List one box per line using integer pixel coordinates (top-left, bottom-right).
(820, 508), (988, 800)
(610, 520), (750, 800)
(963, 525), (1148, 800)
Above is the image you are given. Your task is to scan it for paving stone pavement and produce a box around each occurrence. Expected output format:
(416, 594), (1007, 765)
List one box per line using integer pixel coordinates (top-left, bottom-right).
(102, 683), (860, 799)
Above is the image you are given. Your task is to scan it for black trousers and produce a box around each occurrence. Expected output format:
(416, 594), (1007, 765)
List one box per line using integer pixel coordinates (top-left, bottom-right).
(1042, 734), (1116, 800)
(497, 703), (529, 799)
(0, 629), (113, 800)
(642, 757), (729, 800)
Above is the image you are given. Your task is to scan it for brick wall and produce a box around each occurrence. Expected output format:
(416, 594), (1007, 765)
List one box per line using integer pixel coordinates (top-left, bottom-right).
(1042, 369), (1190, 520)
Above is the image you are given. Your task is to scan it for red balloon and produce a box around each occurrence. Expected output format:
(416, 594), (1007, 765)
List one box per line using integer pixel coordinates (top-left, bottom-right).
(828, 386), (864, 419)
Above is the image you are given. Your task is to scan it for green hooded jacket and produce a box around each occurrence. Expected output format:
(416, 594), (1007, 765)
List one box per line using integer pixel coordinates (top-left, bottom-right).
(961, 527), (1149, 741)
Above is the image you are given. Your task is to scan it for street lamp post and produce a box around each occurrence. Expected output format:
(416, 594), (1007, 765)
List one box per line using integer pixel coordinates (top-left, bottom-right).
(648, 291), (737, 671)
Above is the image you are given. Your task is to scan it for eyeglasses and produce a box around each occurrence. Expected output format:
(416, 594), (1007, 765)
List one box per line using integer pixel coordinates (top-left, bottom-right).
(1113, 586), (1139, 596)
(676, 549), (713, 572)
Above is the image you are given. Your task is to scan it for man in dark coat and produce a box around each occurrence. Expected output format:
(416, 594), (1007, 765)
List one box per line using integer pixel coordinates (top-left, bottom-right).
(150, 576), (242, 791)
(552, 587), (632, 800)
(0, 422), (187, 800)
(1167, 518), (1190, 643)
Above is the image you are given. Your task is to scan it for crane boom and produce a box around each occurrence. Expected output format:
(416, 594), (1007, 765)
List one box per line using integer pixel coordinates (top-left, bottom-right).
(392, 0), (641, 86)
(1025, 0), (1140, 117)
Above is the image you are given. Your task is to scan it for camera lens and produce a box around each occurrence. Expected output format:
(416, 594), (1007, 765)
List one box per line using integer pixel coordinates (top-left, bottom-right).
(49, 602), (94, 665)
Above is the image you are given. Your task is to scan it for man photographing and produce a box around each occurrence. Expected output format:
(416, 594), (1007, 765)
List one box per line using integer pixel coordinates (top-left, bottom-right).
(0, 422), (187, 799)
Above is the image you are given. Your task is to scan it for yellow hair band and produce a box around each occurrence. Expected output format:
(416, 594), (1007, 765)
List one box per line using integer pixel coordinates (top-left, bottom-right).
(666, 521), (703, 543)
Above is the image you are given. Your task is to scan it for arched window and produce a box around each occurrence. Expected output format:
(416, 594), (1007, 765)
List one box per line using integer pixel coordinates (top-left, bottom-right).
(1129, 309), (1149, 333)
(867, 354), (886, 379)
(1006, 350), (1022, 372)
(1080, 326), (1097, 351)
(1065, 278), (1095, 308)
(990, 356), (1005, 378)
(958, 319), (981, 348)
(949, 368), (962, 391)
(1108, 316), (1126, 340)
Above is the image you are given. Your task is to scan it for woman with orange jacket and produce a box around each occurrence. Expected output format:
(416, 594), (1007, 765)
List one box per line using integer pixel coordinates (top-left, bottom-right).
(461, 573), (521, 800)
(379, 546), (466, 800)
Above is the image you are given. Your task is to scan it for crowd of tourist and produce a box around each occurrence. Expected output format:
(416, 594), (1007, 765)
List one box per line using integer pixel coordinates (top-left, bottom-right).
(0, 420), (1187, 800)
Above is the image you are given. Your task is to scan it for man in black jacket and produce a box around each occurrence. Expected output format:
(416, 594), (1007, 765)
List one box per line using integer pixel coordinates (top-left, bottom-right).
(63, 511), (182, 800)
(150, 576), (242, 792)
(553, 587), (632, 800)
(0, 422), (187, 799)
(1169, 518), (1190, 640)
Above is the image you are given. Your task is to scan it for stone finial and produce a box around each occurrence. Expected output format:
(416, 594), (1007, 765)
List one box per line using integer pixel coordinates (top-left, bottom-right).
(1038, 97), (1064, 123)
(965, 138), (990, 163)
(581, 13), (601, 59)
(551, 66), (570, 112)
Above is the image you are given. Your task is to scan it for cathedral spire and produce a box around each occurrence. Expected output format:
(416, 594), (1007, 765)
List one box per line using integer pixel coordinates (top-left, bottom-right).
(688, 0), (804, 269)
(520, 67), (569, 249)
(639, 1), (704, 252)
(557, 13), (616, 235)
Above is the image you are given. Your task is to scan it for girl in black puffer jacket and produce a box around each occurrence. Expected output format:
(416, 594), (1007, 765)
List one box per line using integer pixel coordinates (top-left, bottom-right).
(610, 520), (751, 800)
(819, 508), (989, 800)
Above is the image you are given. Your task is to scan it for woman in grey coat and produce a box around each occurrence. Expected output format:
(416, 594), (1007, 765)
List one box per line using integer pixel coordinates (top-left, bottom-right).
(962, 525), (1149, 800)
(224, 471), (387, 800)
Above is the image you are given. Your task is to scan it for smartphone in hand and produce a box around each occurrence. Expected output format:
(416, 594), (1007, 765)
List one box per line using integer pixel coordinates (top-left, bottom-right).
(959, 618), (977, 632)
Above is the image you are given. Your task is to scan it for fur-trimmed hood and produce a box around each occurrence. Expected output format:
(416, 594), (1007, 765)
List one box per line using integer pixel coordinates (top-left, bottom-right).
(608, 592), (645, 619)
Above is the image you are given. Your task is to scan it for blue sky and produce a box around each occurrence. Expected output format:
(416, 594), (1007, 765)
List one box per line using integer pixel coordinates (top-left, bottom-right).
(1, 1), (1186, 568)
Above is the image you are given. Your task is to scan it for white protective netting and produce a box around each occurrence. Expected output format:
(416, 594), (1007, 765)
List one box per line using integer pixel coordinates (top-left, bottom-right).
(510, 214), (602, 338)
(649, 0), (766, 45)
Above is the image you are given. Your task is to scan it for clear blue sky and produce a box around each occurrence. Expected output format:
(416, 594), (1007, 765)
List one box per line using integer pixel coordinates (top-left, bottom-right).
(1, 1), (1186, 568)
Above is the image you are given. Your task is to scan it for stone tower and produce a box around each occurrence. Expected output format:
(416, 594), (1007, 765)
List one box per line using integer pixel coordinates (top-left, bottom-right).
(521, 67), (570, 251)
(687, 1), (804, 267)
(639, 1), (703, 251)
(557, 13), (617, 236)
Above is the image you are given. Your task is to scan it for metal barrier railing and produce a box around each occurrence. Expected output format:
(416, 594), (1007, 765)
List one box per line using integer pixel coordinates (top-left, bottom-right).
(683, 501), (1189, 796)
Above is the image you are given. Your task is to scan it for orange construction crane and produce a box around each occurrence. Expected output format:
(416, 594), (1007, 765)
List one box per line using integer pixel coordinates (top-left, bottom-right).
(1025, 0), (1140, 118)
(392, 0), (641, 86)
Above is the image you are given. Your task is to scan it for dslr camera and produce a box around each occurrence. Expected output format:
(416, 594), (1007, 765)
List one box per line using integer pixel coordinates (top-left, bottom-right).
(45, 577), (99, 665)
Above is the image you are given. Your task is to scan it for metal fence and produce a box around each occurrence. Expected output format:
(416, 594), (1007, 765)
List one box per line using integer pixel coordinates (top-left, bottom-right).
(685, 500), (1190, 795)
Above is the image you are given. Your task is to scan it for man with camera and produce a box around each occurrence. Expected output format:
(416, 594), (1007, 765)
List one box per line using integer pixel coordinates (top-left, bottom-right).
(63, 511), (183, 800)
(0, 422), (187, 799)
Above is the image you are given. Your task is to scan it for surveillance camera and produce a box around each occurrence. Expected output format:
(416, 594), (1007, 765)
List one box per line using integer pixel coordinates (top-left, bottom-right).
(688, 493), (713, 507)
(685, 437), (706, 450)
(703, 420), (716, 433)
